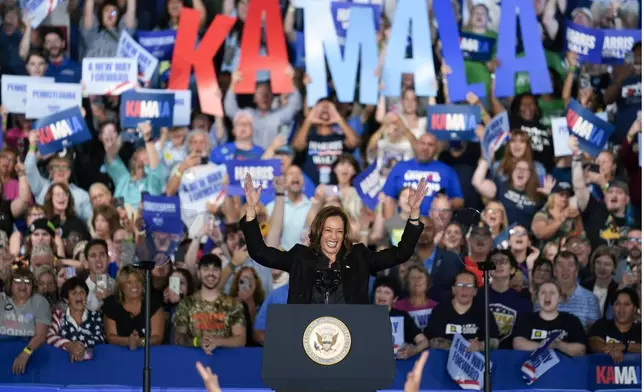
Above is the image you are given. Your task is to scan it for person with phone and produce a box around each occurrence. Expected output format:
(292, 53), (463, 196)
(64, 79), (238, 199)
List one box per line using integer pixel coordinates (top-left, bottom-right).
(83, 239), (115, 312)
(241, 173), (427, 304)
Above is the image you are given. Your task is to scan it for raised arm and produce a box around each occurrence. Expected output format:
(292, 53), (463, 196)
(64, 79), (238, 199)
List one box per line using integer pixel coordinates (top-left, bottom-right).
(123, 0), (137, 30)
(265, 177), (286, 248)
(25, 131), (48, 198)
(471, 159), (497, 199)
(83, 0), (96, 30)
(240, 174), (292, 271)
(10, 161), (31, 218)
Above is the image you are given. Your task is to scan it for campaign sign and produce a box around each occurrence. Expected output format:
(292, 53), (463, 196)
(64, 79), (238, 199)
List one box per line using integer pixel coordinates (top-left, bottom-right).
(116, 31), (159, 82)
(82, 58), (137, 96)
(592, 354), (641, 389)
(601, 29), (641, 65)
(551, 117), (573, 157)
(33, 106), (91, 155)
(520, 331), (561, 385)
(1, 75), (55, 114)
(565, 99), (615, 157)
(25, 82), (82, 119)
(21, 0), (60, 28)
(390, 316), (405, 353)
(460, 32), (496, 62)
(352, 163), (382, 211)
(225, 159), (281, 196)
(427, 105), (481, 141)
(564, 21), (604, 64)
(141, 194), (183, 236)
(179, 164), (227, 228)
(331, 1), (381, 44)
(447, 334), (489, 390)
(137, 30), (177, 61)
(120, 90), (175, 128)
(139, 88), (191, 126)
(482, 111), (510, 162)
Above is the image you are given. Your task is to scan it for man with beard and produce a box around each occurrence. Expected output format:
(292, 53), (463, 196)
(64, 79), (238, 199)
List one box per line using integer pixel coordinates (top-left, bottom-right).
(19, 28), (81, 83)
(173, 254), (246, 353)
(382, 133), (464, 220)
(614, 228), (642, 284)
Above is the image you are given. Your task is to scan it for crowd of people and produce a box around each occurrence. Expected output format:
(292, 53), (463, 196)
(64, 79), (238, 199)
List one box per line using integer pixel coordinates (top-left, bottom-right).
(0, 0), (641, 384)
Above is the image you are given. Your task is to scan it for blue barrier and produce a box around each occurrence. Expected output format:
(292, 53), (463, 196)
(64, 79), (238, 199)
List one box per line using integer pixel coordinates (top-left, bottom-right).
(0, 341), (640, 391)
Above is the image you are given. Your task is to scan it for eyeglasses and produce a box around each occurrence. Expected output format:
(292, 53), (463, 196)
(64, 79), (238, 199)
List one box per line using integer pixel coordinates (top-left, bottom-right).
(13, 278), (31, 284)
(627, 238), (643, 244)
(50, 165), (71, 172)
(492, 258), (509, 266)
(454, 282), (475, 289)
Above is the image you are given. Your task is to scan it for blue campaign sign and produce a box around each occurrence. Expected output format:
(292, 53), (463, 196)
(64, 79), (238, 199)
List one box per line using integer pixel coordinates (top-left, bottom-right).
(565, 98), (615, 157)
(426, 104), (481, 141)
(120, 90), (175, 128)
(521, 332), (561, 385)
(601, 29), (641, 65)
(590, 354), (641, 390)
(141, 193), (183, 236)
(564, 20), (604, 64)
(33, 106), (91, 155)
(352, 163), (381, 211)
(460, 32), (496, 62)
(225, 159), (281, 196)
(137, 30), (177, 61)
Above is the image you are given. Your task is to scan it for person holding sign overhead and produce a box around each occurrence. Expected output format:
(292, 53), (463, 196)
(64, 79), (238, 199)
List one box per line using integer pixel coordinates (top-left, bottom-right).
(240, 173), (428, 304)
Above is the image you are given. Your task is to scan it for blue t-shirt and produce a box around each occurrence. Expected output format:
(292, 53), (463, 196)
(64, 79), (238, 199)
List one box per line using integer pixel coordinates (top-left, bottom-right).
(474, 287), (532, 348)
(45, 58), (82, 83)
(209, 142), (265, 164)
(254, 284), (289, 331)
(614, 74), (641, 143)
(382, 160), (463, 216)
(495, 179), (542, 229)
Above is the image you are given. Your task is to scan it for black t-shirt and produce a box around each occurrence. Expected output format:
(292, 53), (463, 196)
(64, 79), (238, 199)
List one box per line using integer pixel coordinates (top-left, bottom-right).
(495, 179), (542, 229)
(582, 197), (630, 249)
(512, 311), (586, 344)
(588, 318), (641, 346)
(513, 119), (554, 172)
(0, 201), (14, 237)
(424, 301), (499, 341)
(102, 294), (163, 337)
(390, 308), (422, 345)
(302, 130), (346, 185)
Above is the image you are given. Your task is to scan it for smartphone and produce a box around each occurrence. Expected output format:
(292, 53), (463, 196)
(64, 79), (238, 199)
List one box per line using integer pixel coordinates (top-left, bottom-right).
(324, 185), (339, 197)
(96, 274), (108, 292)
(169, 276), (181, 295)
(238, 277), (252, 293)
(65, 266), (76, 279)
(238, 237), (246, 248)
(201, 156), (209, 165)
(120, 242), (136, 266)
(587, 163), (600, 173)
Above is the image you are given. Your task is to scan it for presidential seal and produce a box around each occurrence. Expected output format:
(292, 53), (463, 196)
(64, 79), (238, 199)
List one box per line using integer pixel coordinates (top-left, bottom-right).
(303, 316), (351, 366)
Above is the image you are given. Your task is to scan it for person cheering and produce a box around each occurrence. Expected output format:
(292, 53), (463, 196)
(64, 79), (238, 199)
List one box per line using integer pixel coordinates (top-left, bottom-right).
(240, 173), (428, 304)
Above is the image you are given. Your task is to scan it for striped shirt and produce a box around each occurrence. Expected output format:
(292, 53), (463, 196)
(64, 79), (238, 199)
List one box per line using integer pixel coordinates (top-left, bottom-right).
(47, 308), (105, 349)
(535, 284), (600, 331)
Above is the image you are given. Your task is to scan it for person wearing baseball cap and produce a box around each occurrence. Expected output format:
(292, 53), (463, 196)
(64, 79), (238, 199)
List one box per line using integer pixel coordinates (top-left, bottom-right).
(532, 181), (582, 242)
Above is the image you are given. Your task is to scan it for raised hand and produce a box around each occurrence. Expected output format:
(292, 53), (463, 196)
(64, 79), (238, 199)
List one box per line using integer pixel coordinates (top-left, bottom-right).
(244, 173), (262, 209)
(408, 177), (430, 214)
(403, 350), (429, 392)
(537, 175), (557, 195)
(196, 361), (222, 392)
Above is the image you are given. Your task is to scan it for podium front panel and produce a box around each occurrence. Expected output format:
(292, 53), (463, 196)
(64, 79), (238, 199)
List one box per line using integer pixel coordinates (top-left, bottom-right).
(262, 304), (395, 392)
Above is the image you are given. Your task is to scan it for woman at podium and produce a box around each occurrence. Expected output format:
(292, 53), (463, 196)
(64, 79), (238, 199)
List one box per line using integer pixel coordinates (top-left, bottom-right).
(240, 174), (427, 304)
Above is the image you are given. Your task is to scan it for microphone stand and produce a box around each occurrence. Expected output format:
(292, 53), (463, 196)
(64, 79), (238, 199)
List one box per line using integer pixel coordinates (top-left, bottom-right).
(134, 261), (156, 392)
(477, 260), (496, 392)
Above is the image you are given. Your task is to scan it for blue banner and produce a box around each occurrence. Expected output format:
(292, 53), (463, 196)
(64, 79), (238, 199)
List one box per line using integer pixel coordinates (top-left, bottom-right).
(352, 163), (381, 211)
(564, 21), (604, 64)
(426, 104), (481, 141)
(141, 193), (183, 236)
(521, 332), (562, 385)
(460, 32), (496, 62)
(33, 106), (91, 155)
(591, 354), (642, 390)
(446, 334), (489, 390)
(225, 159), (281, 196)
(120, 90), (175, 128)
(601, 29), (641, 65)
(136, 30), (177, 61)
(565, 98), (615, 157)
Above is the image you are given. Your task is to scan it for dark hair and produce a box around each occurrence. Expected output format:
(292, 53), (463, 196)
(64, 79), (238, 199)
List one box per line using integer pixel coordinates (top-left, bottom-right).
(632, 41), (642, 53)
(60, 276), (89, 301)
(84, 239), (108, 259)
(489, 248), (518, 270)
(372, 275), (401, 298)
(531, 258), (554, 279)
(97, 0), (122, 30)
(199, 254), (222, 269)
(613, 287), (640, 309)
(553, 250), (580, 271)
(173, 268), (196, 297)
(452, 270), (478, 287)
(92, 205), (121, 238)
(4, 268), (36, 296)
(308, 206), (353, 255)
(26, 49), (47, 64)
(43, 28), (65, 42)
(509, 93), (541, 124)
(330, 154), (360, 186)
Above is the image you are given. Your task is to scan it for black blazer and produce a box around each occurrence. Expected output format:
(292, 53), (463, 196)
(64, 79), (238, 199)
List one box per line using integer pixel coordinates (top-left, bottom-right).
(240, 216), (424, 304)
(581, 277), (619, 318)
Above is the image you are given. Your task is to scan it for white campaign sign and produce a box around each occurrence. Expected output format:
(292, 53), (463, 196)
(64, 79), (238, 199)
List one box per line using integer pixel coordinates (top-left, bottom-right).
(179, 164), (227, 234)
(21, 0), (61, 28)
(1, 75), (55, 114)
(139, 88), (191, 126)
(26, 82), (82, 119)
(116, 31), (159, 83)
(82, 58), (137, 96)
(552, 117), (572, 157)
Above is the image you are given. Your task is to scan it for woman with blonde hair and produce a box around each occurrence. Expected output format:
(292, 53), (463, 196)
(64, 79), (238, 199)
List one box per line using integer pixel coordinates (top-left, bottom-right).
(102, 265), (165, 350)
(532, 182), (583, 242)
(480, 201), (508, 240)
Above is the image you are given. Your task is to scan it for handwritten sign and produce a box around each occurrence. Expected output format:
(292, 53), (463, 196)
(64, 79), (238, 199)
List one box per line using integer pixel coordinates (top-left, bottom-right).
(521, 332), (562, 385)
(551, 117), (573, 157)
(179, 164), (227, 228)
(26, 82), (82, 119)
(225, 159), (281, 196)
(352, 163), (382, 211)
(566, 99), (615, 157)
(21, 0), (60, 28)
(482, 112), (510, 162)
(1, 75), (55, 114)
(139, 88), (191, 126)
(116, 31), (159, 82)
(33, 106), (91, 155)
(82, 58), (137, 96)
(427, 105), (481, 141)
(120, 90), (175, 128)
(137, 30), (177, 61)
(447, 334), (490, 390)
(564, 21), (604, 64)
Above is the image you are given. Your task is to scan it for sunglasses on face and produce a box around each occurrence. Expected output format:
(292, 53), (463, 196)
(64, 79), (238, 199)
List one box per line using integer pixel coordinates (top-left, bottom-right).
(509, 229), (528, 237)
(13, 277), (31, 284)
(454, 282), (475, 289)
